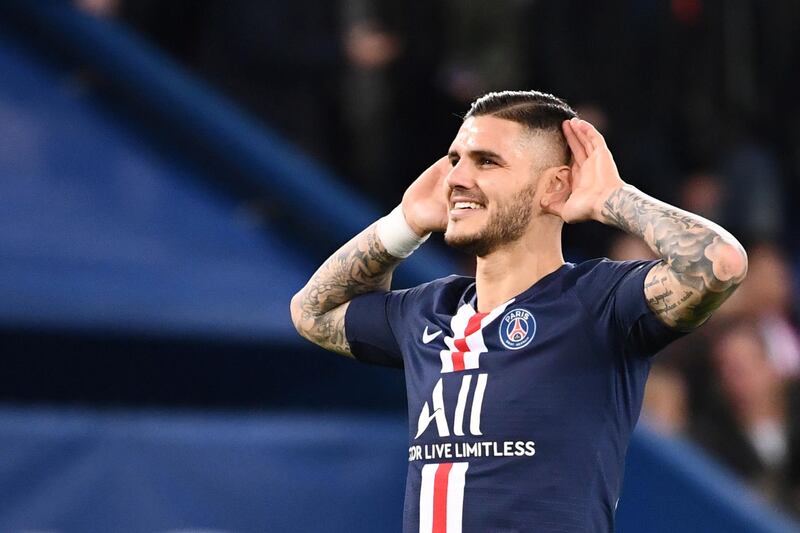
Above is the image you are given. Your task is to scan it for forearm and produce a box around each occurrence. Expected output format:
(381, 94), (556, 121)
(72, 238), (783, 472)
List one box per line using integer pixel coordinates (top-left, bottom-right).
(290, 223), (402, 355)
(291, 158), (446, 354)
(600, 185), (748, 329)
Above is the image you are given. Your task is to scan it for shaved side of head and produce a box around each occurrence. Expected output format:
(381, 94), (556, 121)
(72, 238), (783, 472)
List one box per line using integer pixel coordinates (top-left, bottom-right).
(466, 90), (577, 169)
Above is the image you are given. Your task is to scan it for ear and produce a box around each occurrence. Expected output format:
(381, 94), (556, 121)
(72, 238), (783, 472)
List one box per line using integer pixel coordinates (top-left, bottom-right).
(539, 166), (571, 216)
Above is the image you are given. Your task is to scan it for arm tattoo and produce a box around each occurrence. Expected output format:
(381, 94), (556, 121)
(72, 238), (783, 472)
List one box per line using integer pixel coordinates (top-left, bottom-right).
(602, 186), (747, 330)
(292, 224), (401, 356)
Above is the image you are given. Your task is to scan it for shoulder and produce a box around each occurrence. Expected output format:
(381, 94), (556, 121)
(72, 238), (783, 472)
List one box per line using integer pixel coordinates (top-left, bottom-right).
(364, 275), (475, 325)
(349, 275), (471, 318)
(395, 274), (474, 304)
(564, 258), (661, 312)
(565, 258), (658, 289)
(567, 258), (684, 354)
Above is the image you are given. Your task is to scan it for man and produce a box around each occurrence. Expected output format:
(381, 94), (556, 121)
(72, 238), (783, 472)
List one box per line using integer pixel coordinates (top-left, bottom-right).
(290, 91), (747, 532)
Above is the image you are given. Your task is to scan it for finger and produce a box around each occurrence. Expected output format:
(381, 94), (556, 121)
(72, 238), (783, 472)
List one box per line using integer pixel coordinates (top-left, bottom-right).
(576, 119), (607, 150)
(424, 156), (450, 181)
(571, 118), (596, 153)
(433, 155), (450, 173)
(562, 119), (587, 163)
(429, 155), (449, 169)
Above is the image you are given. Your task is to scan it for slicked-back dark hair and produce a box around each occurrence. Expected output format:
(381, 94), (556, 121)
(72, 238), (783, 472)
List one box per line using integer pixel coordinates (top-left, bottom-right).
(465, 90), (577, 164)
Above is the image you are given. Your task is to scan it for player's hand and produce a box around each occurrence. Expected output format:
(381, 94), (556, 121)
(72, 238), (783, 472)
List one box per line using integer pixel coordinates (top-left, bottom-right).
(401, 156), (450, 236)
(557, 118), (626, 223)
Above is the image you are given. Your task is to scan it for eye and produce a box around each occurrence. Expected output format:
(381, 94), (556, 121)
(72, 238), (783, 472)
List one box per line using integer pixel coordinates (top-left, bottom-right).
(479, 158), (496, 167)
(449, 156), (459, 167)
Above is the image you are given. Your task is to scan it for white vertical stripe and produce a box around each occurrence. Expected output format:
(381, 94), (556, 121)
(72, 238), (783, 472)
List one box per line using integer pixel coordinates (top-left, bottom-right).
(469, 373), (488, 436)
(446, 462), (469, 533)
(441, 304), (475, 373)
(462, 312), (487, 353)
(467, 298), (514, 352)
(465, 334), (486, 356)
(450, 304), (474, 338)
(462, 351), (480, 370)
(441, 299), (513, 373)
(415, 379), (450, 439)
(443, 336), (458, 352)
(419, 464), (437, 533)
(452, 375), (472, 436)
(432, 378), (449, 437)
(462, 299), (515, 371)
(439, 351), (454, 373)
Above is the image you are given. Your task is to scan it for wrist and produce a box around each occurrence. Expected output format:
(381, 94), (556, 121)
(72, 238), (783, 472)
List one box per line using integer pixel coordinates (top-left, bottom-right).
(595, 183), (629, 224)
(376, 205), (431, 258)
(405, 215), (428, 238)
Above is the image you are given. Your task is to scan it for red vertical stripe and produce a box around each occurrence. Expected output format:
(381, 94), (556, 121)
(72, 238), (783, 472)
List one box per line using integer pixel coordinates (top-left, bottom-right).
(451, 351), (465, 371)
(464, 312), (487, 336)
(432, 463), (453, 533)
(450, 313), (487, 372)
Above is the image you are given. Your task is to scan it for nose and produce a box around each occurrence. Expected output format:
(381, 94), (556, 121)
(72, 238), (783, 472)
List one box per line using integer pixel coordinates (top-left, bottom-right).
(445, 159), (477, 191)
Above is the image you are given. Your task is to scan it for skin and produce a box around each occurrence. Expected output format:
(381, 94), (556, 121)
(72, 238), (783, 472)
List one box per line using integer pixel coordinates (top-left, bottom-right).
(560, 118), (748, 330)
(290, 115), (748, 356)
(290, 223), (401, 356)
(442, 116), (571, 310)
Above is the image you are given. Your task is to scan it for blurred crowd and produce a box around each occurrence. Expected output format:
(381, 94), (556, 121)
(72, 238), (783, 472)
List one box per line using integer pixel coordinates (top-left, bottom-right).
(76, 0), (800, 519)
(614, 236), (800, 516)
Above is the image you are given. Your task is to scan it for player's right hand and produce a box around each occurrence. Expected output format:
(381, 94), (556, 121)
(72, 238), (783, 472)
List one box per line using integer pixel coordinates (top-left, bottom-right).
(401, 156), (450, 236)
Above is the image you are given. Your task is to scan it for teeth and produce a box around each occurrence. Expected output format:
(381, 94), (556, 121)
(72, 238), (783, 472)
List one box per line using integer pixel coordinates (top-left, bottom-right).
(454, 202), (483, 210)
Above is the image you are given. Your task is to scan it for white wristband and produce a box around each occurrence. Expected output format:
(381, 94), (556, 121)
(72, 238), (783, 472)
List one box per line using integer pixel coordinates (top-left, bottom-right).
(375, 205), (431, 258)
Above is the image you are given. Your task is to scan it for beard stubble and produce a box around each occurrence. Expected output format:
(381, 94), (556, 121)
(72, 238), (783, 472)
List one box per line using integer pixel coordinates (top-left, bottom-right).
(444, 182), (538, 257)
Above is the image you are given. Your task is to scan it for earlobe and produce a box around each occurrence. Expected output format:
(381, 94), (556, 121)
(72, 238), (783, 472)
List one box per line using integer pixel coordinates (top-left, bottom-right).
(539, 188), (562, 216)
(540, 168), (571, 215)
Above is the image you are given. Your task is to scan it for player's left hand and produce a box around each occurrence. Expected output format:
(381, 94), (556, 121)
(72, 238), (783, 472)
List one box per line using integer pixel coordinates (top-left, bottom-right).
(556, 118), (626, 223)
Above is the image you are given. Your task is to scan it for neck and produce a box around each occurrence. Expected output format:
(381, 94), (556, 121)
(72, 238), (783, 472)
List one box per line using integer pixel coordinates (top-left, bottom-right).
(474, 217), (564, 312)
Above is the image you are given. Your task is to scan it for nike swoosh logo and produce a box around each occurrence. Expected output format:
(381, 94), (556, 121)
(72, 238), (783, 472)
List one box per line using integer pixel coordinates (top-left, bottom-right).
(422, 327), (442, 344)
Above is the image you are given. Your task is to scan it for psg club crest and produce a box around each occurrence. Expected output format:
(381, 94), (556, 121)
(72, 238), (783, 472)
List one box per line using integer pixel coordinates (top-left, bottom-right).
(499, 308), (537, 350)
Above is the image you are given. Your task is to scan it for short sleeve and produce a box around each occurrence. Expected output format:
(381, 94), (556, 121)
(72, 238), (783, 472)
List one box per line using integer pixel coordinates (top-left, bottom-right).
(577, 259), (687, 356)
(345, 290), (406, 368)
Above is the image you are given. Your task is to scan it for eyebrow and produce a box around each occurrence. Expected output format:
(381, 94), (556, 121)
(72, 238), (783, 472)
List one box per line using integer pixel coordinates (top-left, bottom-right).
(448, 149), (507, 165)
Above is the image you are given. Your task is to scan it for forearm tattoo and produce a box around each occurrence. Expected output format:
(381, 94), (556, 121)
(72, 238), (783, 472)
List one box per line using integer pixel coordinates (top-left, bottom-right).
(294, 224), (401, 355)
(602, 186), (747, 330)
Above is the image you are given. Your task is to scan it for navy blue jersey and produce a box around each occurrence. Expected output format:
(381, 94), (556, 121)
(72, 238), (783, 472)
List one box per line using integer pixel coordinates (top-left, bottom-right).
(345, 259), (685, 533)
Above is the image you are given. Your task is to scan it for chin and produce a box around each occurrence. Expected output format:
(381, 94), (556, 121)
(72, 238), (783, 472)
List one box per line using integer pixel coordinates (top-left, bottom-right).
(444, 223), (476, 246)
(444, 229), (493, 257)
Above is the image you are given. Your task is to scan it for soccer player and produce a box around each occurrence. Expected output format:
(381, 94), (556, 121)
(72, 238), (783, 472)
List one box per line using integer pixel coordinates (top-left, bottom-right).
(290, 91), (747, 532)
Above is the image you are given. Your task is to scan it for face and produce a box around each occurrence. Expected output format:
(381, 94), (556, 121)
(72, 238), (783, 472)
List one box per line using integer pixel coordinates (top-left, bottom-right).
(443, 115), (564, 256)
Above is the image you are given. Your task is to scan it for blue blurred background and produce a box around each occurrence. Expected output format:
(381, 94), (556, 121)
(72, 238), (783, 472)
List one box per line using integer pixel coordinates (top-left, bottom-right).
(1, 0), (799, 531)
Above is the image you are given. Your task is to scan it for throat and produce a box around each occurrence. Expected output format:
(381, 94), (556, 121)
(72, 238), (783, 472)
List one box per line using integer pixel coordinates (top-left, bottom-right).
(474, 249), (564, 313)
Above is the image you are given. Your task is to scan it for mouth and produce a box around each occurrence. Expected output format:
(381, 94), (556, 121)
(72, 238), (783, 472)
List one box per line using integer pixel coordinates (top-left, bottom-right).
(449, 200), (486, 218)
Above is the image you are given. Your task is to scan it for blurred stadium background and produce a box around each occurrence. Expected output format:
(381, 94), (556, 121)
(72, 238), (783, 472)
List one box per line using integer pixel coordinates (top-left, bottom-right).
(1, 0), (799, 531)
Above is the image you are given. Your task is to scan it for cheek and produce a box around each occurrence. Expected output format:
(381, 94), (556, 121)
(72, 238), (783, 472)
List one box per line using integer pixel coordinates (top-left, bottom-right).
(483, 185), (512, 208)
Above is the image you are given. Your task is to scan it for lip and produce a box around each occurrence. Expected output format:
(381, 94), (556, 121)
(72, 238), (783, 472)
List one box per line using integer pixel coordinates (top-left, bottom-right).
(449, 206), (486, 219)
(450, 196), (485, 205)
(448, 194), (487, 219)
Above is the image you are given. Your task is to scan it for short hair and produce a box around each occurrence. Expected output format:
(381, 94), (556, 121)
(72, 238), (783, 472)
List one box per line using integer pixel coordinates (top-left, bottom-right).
(465, 90), (577, 164)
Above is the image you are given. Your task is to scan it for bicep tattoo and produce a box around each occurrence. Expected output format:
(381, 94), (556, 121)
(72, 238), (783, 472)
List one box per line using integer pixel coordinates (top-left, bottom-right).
(602, 186), (747, 330)
(301, 303), (353, 357)
(294, 224), (401, 355)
